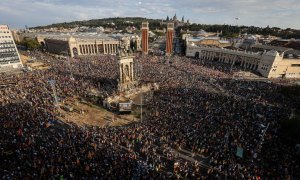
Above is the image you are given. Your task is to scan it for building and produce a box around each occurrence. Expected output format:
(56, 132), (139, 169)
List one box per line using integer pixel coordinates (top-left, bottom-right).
(186, 42), (300, 78)
(268, 39), (300, 50)
(0, 25), (23, 72)
(163, 14), (190, 27)
(235, 34), (260, 50)
(130, 35), (142, 52)
(184, 36), (231, 48)
(20, 32), (134, 57)
(141, 22), (149, 54)
(251, 45), (300, 78)
(165, 23), (174, 56)
(44, 36), (120, 57)
(11, 30), (22, 43)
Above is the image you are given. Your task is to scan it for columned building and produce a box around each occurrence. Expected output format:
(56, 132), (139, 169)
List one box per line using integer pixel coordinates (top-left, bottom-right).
(141, 22), (149, 54)
(68, 37), (120, 57)
(20, 32), (133, 58)
(166, 23), (174, 56)
(186, 43), (300, 78)
(44, 36), (122, 57)
(0, 25), (23, 72)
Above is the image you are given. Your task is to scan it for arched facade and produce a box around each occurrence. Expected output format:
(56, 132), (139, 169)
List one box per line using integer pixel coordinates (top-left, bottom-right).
(186, 45), (261, 71)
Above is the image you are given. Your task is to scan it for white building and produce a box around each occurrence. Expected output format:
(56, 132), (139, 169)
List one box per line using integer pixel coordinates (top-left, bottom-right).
(0, 25), (23, 72)
(186, 42), (300, 78)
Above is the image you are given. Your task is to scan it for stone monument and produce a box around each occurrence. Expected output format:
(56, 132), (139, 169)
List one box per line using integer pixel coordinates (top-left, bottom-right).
(117, 41), (136, 92)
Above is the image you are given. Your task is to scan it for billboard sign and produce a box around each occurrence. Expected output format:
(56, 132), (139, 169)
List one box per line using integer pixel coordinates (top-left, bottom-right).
(119, 102), (132, 112)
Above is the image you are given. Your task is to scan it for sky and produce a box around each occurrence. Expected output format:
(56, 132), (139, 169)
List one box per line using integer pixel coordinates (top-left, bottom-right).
(1, 0), (299, 29)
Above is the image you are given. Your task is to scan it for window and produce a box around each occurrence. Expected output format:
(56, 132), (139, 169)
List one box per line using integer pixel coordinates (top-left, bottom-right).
(291, 64), (300, 67)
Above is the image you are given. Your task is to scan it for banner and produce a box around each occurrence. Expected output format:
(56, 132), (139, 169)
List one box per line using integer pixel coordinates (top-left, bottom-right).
(236, 147), (244, 158)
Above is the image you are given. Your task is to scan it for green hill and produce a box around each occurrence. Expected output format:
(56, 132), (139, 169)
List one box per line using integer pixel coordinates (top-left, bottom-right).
(31, 17), (163, 30)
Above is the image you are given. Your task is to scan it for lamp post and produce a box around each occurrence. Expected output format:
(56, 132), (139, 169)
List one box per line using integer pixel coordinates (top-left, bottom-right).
(138, 61), (143, 123)
(48, 80), (59, 107)
(235, 17), (241, 37)
(235, 17), (240, 26)
(67, 55), (74, 81)
(62, 47), (74, 81)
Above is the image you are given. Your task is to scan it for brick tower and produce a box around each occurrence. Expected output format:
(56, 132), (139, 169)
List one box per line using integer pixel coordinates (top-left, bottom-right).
(165, 23), (174, 56)
(141, 22), (149, 54)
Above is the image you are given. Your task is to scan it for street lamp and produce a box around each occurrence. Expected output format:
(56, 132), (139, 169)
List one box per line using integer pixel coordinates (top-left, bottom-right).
(61, 48), (74, 81)
(235, 17), (240, 26)
(48, 80), (59, 107)
(67, 56), (74, 81)
(138, 60), (143, 123)
(235, 17), (241, 37)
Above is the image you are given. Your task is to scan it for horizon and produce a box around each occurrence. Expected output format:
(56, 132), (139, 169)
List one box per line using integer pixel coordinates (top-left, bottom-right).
(1, 0), (299, 30)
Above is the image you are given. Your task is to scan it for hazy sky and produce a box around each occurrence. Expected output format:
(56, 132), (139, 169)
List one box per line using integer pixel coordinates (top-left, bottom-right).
(1, 0), (299, 29)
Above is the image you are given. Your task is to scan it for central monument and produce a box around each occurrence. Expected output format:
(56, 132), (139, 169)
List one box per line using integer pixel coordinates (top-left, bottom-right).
(117, 42), (136, 92)
(103, 41), (159, 113)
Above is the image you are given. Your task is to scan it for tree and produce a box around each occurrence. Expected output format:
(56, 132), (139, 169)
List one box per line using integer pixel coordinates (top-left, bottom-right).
(155, 31), (165, 36)
(20, 38), (41, 50)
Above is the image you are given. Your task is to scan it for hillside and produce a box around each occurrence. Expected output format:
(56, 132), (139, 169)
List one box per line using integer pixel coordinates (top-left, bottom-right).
(31, 17), (300, 39)
(31, 17), (163, 30)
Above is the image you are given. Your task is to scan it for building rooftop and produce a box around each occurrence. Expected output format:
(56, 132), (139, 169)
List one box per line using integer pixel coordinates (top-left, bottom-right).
(285, 49), (300, 55)
(187, 36), (230, 44)
(251, 44), (292, 52)
(23, 32), (129, 41)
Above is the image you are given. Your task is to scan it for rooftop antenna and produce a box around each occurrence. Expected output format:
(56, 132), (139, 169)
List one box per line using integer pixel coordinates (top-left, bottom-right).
(137, 59), (143, 123)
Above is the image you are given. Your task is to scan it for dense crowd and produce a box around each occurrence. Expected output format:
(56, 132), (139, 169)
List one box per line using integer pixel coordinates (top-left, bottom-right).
(0, 51), (299, 179)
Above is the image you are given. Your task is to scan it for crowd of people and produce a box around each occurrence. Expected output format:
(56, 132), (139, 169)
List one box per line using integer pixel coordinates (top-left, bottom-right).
(0, 50), (299, 179)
